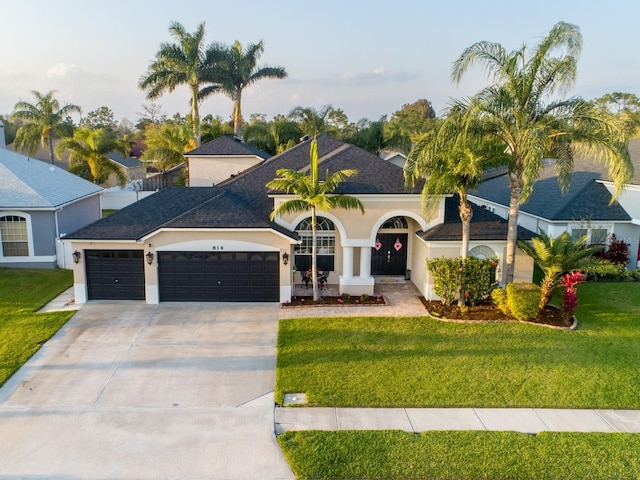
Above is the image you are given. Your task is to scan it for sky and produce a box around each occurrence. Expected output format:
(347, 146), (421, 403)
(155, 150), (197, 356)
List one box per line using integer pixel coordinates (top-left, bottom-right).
(1, 0), (638, 125)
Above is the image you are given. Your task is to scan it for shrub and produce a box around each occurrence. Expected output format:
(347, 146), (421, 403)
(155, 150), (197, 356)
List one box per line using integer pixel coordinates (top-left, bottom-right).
(426, 257), (463, 305)
(491, 288), (509, 315)
(360, 294), (369, 302)
(505, 283), (541, 322)
(427, 256), (499, 306)
(340, 293), (351, 302)
(593, 233), (630, 266)
(464, 256), (499, 304)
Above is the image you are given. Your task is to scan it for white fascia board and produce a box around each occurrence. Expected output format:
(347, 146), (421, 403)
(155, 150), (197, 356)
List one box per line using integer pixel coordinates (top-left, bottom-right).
(138, 227), (297, 244)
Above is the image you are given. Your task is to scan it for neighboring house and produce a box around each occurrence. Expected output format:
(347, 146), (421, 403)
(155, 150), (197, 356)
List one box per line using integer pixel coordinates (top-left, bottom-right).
(103, 152), (146, 188)
(381, 151), (407, 168)
(470, 137), (640, 268)
(0, 146), (103, 269)
(66, 135), (534, 304)
(184, 135), (271, 186)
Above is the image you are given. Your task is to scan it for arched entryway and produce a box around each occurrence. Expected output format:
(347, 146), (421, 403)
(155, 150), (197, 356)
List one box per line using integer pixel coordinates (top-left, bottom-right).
(372, 216), (408, 275)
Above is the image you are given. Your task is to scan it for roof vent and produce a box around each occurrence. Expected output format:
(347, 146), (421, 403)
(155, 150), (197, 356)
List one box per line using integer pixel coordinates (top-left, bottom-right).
(299, 134), (310, 142)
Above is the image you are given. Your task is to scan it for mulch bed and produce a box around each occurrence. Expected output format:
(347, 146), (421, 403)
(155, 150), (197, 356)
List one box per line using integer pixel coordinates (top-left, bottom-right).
(421, 298), (573, 328)
(283, 295), (387, 307)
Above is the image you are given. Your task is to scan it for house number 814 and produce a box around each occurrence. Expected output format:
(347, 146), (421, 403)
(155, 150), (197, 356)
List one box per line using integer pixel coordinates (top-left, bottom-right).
(212, 246), (224, 251)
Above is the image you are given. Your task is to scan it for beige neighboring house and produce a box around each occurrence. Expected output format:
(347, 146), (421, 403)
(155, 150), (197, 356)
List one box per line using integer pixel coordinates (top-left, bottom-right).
(104, 152), (146, 188)
(66, 134), (534, 304)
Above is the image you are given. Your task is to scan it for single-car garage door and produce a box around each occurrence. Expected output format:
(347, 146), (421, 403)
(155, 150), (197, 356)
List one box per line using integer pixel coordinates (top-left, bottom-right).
(158, 251), (279, 302)
(86, 250), (145, 300)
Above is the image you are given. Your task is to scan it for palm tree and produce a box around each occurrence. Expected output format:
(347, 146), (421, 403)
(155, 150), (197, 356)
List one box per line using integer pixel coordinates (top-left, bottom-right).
(405, 113), (508, 306)
(244, 116), (301, 155)
(12, 90), (81, 164)
(139, 21), (219, 146)
(288, 105), (339, 137)
(55, 128), (131, 185)
(142, 122), (196, 171)
(452, 21), (633, 284)
(517, 231), (616, 312)
(202, 40), (287, 139)
(266, 137), (365, 301)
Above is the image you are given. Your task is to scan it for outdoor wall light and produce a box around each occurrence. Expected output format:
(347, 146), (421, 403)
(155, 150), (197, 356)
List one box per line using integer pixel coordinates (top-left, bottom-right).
(282, 252), (289, 265)
(146, 251), (154, 265)
(72, 250), (81, 264)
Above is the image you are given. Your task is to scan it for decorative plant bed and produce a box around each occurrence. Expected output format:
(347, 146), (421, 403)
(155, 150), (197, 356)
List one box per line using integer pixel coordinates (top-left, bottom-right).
(421, 299), (578, 330)
(282, 295), (387, 307)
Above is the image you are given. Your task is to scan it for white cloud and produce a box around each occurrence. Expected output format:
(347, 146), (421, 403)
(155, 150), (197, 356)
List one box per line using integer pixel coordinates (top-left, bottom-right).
(46, 63), (75, 78)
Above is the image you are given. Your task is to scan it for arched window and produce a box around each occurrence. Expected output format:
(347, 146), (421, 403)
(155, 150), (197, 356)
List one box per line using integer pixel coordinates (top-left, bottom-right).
(0, 215), (29, 256)
(294, 217), (335, 271)
(381, 216), (408, 229)
(469, 245), (496, 259)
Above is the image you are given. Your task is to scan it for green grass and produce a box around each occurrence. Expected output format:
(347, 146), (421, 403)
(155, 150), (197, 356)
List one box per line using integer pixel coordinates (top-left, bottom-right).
(278, 430), (640, 480)
(276, 282), (640, 408)
(0, 268), (75, 386)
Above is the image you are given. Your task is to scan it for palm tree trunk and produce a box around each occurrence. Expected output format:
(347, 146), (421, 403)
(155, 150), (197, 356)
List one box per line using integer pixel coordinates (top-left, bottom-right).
(458, 200), (473, 308)
(48, 133), (55, 165)
(505, 172), (523, 284)
(311, 207), (319, 301)
(191, 86), (201, 146)
(233, 93), (243, 139)
(539, 276), (556, 312)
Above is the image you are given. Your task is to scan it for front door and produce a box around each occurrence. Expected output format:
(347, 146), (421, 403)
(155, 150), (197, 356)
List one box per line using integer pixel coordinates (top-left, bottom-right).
(371, 233), (408, 275)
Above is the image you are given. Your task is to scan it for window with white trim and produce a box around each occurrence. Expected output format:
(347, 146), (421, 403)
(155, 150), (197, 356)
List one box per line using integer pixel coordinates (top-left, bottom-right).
(570, 225), (610, 245)
(294, 217), (335, 271)
(0, 215), (29, 256)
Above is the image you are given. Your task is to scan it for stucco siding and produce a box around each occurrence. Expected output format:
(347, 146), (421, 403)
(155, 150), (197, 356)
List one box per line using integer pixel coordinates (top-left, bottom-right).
(58, 195), (102, 238)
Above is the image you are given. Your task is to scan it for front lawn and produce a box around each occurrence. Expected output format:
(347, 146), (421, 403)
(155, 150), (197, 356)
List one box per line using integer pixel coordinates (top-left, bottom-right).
(276, 282), (640, 408)
(278, 430), (640, 480)
(0, 268), (75, 386)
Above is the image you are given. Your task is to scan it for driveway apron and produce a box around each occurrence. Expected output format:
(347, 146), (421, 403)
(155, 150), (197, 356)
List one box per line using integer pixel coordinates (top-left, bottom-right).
(0, 302), (294, 480)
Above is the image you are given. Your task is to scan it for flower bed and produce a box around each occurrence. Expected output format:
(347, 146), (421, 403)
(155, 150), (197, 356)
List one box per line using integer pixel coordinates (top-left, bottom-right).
(282, 294), (387, 307)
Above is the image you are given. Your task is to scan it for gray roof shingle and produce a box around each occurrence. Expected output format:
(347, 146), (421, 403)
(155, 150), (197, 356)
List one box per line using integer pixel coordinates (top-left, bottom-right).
(0, 148), (102, 208)
(472, 139), (638, 222)
(185, 135), (271, 159)
(419, 196), (536, 241)
(67, 135), (421, 240)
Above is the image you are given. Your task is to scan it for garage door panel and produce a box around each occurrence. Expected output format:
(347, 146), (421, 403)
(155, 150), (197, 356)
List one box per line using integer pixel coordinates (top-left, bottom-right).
(158, 251), (279, 302)
(86, 250), (145, 300)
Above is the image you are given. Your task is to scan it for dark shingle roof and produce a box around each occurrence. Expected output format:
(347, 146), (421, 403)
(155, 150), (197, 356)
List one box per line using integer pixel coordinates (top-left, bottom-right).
(68, 135), (420, 241)
(473, 158), (632, 222)
(108, 152), (142, 168)
(66, 188), (220, 240)
(185, 135), (270, 159)
(419, 196), (536, 241)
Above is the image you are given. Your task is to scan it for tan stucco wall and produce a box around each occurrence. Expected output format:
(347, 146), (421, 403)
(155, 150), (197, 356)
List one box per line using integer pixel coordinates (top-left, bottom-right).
(71, 229), (294, 304)
(188, 156), (262, 186)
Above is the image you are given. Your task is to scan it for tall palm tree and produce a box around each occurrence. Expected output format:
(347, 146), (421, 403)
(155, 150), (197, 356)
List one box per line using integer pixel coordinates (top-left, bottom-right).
(55, 128), (130, 185)
(452, 21), (633, 284)
(266, 137), (365, 301)
(202, 40), (287, 139)
(12, 90), (81, 164)
(517, 231), (616, 312)
(139, 21), (219, 146)
(405, 113), (508, 306)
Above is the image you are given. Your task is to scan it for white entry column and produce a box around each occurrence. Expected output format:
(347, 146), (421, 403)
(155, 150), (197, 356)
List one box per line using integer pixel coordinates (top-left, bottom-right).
(342, 246), (354, 278)
(359, 246), (371, 278)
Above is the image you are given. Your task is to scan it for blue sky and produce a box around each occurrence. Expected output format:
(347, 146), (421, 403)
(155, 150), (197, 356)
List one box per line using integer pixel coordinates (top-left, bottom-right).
(0, 0), (638, 124)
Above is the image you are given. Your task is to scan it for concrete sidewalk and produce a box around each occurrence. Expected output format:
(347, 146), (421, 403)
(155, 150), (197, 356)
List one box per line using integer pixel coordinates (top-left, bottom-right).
(275, 407), (640, 434)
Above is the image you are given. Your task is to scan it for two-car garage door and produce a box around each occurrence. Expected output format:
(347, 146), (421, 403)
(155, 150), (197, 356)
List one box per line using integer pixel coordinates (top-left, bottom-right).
(85, 250), (279, 302)
(159, 251), (279, 302)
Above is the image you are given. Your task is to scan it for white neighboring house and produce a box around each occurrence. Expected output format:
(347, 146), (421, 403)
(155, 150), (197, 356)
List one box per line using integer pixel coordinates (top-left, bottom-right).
(0, 122), (103, 269)
(470, 138), (640, 268)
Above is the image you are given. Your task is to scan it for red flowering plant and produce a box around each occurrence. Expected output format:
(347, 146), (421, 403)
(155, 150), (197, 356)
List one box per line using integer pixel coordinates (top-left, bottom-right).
(559, 271), (585, 326)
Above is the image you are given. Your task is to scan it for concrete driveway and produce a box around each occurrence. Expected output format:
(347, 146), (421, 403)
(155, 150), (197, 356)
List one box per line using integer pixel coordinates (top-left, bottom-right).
(0, 302), (294, 479)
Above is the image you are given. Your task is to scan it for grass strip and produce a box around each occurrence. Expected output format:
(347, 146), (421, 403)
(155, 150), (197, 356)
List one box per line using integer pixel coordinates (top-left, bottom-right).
(278, 430), (640, 480)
